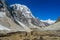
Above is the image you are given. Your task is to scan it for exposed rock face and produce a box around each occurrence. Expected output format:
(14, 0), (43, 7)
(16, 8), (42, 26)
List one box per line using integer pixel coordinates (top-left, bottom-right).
(10, 4), (50, 28)
(31, 18), (46, 27)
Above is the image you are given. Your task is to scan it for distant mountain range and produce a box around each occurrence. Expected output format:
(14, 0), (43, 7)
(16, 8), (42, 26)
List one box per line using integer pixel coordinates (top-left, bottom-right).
(41, 19), (56, 24)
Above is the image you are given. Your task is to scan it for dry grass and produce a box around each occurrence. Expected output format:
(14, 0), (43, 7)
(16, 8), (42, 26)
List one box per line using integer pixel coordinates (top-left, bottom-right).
(0, 30), (60, 40)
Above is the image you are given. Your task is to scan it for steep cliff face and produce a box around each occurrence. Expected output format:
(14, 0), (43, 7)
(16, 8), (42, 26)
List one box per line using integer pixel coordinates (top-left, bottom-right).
(10, 4), (50, 28)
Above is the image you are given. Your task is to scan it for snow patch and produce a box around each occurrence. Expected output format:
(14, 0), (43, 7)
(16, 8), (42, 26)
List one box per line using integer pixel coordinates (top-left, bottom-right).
(0, 25), (10, 30)
(41, 19), (56, 24)
(0, 12), (5, 17)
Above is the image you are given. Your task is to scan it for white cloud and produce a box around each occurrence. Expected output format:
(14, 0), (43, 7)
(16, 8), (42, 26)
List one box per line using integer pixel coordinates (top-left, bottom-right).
(41, 19), (56, 24)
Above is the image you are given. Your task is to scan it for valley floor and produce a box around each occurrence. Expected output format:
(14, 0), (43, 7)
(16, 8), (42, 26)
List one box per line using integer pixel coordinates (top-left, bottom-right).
(0, 30), (60, 40)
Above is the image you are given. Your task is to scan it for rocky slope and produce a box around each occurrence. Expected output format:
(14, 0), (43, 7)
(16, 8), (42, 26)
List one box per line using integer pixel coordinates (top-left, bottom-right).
(41, 22), (60, 31)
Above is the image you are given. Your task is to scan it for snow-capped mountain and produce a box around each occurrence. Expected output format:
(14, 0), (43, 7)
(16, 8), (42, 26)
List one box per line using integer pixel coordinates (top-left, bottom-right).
(10, 4), (35, 18)
(41, 19), (56, 24)
(0, 0), (59, 34)
(0, 0), (51, 33)
(10, 4), (50, 28)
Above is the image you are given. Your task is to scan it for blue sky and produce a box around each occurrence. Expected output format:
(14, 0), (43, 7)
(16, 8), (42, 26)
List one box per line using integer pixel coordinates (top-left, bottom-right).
(7, 0), (60, 20)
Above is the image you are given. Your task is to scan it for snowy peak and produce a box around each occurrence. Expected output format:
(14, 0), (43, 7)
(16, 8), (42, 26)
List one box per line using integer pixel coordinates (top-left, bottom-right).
(41, 19), (56, 24)
(10, 4), (34, 18)
(10, 4), (28, 11)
